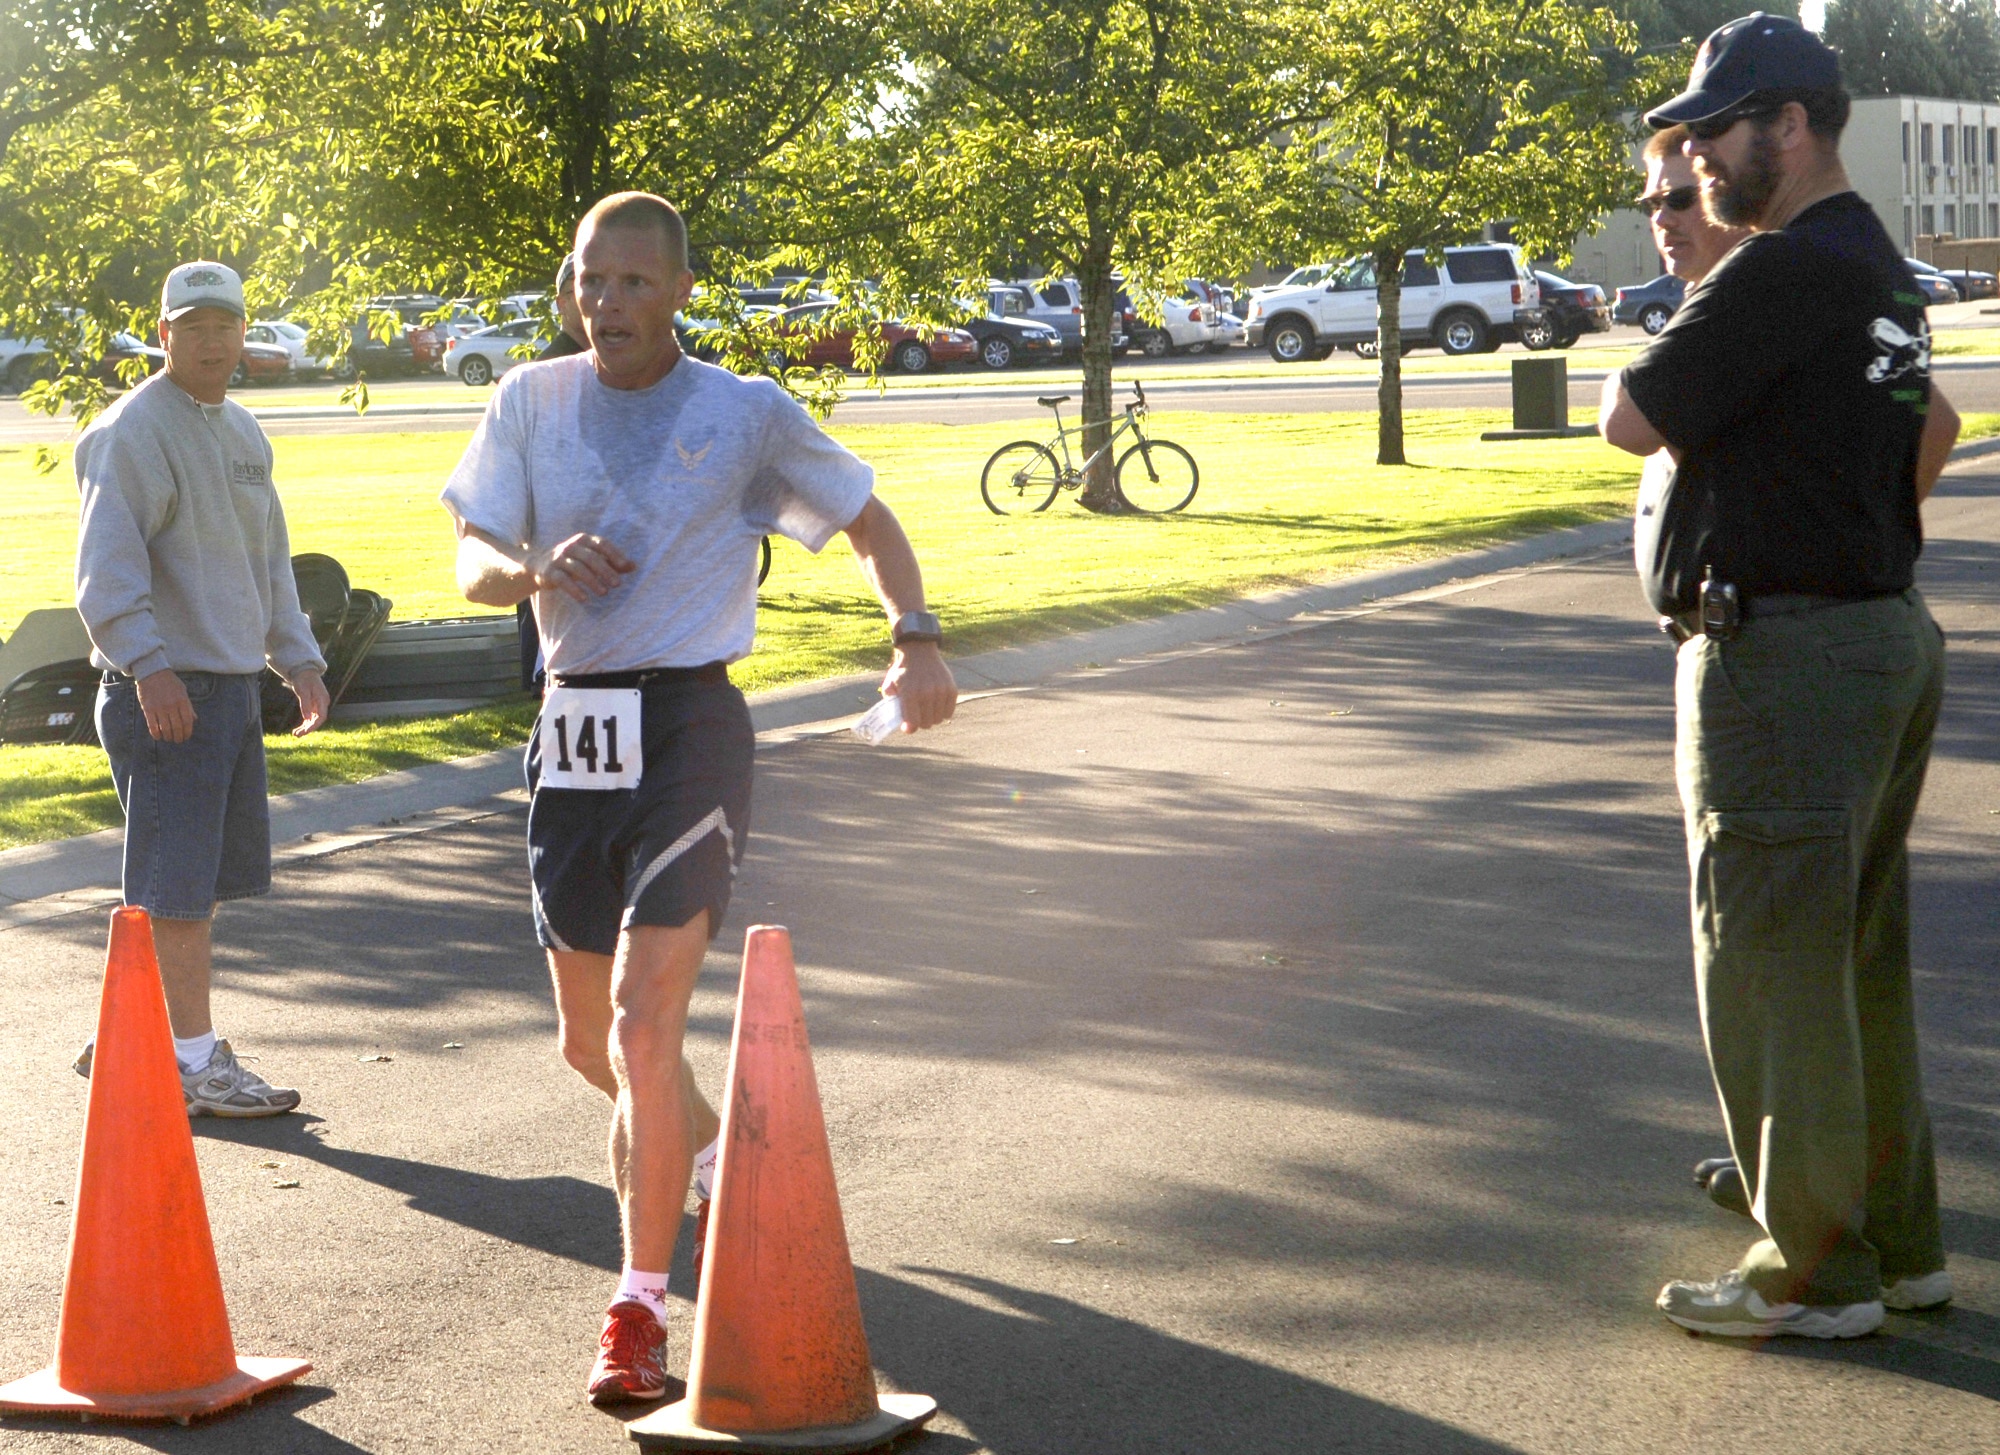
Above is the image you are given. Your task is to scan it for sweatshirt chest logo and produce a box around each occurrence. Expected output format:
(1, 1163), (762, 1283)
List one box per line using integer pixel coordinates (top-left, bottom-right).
(674, 438), (712, 472)
(231, 459), (269, 486)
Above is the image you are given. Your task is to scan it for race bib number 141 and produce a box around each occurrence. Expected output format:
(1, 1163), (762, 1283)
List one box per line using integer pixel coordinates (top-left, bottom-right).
(538, 686), (642, 791)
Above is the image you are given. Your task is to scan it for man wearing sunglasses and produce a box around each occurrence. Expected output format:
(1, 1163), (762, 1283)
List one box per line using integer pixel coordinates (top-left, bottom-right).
(1599, 14), (1962, 1341)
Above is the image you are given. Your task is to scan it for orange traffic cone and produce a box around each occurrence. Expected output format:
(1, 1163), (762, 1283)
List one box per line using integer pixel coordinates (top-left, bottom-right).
(628, 926), (934, 1453)
(0, 908), (310, 1423)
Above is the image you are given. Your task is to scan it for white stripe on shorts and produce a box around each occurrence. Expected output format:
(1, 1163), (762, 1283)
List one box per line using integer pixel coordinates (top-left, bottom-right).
(620, 807), (735, 929)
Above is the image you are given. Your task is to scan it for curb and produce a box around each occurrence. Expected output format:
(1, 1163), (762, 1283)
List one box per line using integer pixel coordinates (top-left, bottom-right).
(0, 517), (1634, 919)
(8, 432), (1995, 921)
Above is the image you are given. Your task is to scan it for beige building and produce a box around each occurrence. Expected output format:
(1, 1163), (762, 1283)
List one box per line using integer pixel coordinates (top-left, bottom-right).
(1563, 95), (1996, 290)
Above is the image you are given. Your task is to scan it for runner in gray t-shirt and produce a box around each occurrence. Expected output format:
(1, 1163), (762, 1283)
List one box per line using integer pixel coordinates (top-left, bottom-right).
(441, 191), (956, 1405)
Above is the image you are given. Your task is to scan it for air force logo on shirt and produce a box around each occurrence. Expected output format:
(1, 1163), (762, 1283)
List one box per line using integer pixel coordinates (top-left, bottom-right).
(1866, 316), (1930, 385)
(674, 438), (712, 472)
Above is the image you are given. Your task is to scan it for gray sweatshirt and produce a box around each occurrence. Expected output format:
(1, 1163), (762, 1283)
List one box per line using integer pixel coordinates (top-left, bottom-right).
(74, 373), (324, 683)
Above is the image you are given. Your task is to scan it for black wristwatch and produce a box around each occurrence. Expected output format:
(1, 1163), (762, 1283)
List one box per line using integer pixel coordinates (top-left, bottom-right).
(891, 610), (943, 648)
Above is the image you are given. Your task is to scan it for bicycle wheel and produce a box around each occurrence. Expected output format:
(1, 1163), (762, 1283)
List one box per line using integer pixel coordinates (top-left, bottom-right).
(1115, 438), (1199, 513)
(981, 441), (1063, 515)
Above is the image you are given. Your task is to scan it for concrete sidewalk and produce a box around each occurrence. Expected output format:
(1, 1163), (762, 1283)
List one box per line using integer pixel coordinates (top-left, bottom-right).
(0, 518), (1634, 921)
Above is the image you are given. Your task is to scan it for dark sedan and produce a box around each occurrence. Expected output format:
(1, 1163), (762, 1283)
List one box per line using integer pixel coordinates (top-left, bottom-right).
(1902, 260), (1959, 306)
(1939, 267), (1997, 301)
(1611, 273), (1685, 335)
(960, 309), (1067, 369)
(1530, 271), (1611, 348)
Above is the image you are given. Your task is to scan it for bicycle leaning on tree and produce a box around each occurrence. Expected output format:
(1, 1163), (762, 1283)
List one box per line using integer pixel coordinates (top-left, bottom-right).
(980, 380), (1199, 515)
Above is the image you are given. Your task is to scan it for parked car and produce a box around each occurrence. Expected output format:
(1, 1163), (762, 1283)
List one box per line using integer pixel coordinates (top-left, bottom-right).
(1611, 273), (1686, 334)
(2, 321), (164, 392)
(445, 318), (541, 385)
(248, 320), (325, 376)
(959, 300), (1066, 369)
(1211, 311), (1247, 350)
(774, 301), (977, 372)
(1252, 264), (1335, 297)
(1526, 271), (1611, 349)
(230, 337), (293, 386)
(1246, 244), (1544, 361)
(366, 295), (446, 370)
(1936, 265), (1998, 301)
(1133, 283), (1221, 357)
(1902, 259), (1960, 306)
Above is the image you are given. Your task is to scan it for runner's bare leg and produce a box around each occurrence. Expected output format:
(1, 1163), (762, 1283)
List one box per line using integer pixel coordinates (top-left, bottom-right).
(618, 916), (717, 1271)
(551, 948), (720, 1222)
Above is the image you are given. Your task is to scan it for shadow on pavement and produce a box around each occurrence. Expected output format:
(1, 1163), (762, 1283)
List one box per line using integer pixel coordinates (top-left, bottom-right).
(194, 1116), (629, 1276)
(862, 1267), (1522, 1455)
(0, 1383), (356, 1452)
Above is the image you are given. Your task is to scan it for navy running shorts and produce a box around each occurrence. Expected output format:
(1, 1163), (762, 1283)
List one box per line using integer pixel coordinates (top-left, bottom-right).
(525, 667), (753, 956)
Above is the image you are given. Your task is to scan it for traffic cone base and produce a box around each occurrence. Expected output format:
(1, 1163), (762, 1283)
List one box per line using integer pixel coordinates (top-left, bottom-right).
(627, 1390), (935, 1453)
(0, 1354), (310, 1422)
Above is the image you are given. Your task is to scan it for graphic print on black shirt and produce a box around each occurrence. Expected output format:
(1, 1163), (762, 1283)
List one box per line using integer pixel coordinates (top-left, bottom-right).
(1622, 191), (1928, 617)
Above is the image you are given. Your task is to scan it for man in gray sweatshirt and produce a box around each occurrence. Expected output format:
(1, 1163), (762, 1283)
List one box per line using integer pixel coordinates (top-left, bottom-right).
(72, 260), (330, 1117)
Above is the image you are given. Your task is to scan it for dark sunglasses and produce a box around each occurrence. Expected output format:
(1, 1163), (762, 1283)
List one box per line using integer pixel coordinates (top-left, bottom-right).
(1638, 185), (1701, 218)
(1686, 105), (1779, 142)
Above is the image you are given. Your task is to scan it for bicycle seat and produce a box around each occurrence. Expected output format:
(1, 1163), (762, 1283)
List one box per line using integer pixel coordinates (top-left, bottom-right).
(1036, 394), (1072, 408)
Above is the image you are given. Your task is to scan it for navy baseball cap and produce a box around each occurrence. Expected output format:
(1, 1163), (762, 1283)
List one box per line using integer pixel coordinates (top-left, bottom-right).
(1645, 12), (1841, 128)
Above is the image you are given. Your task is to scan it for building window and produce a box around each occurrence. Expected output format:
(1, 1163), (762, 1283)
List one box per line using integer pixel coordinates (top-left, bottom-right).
(1990, 202), (1997, 234)
(1969, 208), (1982, 238)
(1905, 206), (1915, 248)
(1904, 121), (1913, 191)
(1989, 127), (1997, 166)
(1944, 125), (1955, 165)
(1923, 203), (1936, 235)
(1922, 123), (1934, 162)
(1946, 203), (1958, 234)
(1967, 126), (1978, 170)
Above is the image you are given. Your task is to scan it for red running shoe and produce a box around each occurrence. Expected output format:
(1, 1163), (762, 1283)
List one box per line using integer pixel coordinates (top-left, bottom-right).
(691, 1197), (712, 1285)
(587, 1301), (667, 1406)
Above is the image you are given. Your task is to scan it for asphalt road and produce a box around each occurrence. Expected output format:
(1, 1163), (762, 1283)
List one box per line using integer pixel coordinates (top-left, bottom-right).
(3, 471), (1999, 1452)
(11, 345), (2000, 442)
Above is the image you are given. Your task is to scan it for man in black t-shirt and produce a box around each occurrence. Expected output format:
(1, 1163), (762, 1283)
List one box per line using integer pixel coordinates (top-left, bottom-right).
(1600, 14), (1962, 1341)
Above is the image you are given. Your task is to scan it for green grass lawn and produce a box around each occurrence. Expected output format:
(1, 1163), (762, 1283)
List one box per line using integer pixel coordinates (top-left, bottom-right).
(2, 405), (1990, 850)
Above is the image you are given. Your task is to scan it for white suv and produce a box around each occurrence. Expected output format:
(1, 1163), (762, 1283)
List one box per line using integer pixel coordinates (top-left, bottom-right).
(1246, 245), (1545, 362)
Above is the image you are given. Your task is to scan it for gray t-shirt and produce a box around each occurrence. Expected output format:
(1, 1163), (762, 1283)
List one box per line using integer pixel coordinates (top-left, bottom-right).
(441, 354), (873, 675)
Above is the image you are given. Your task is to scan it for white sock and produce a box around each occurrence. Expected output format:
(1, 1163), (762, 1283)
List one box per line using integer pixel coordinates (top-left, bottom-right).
(693, 1138), (719, 1201)
(615, 1267), (670, 1327)
(173, 1030), (218, 1074)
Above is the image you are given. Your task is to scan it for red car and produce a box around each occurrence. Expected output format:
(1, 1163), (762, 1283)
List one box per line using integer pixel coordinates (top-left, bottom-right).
(229, 339), (293, 386)
(776, 301), (977, 373)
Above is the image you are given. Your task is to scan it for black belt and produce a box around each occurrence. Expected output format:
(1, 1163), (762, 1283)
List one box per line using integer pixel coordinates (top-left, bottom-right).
(548, 662), (729, 689)
(1660, 590), (1901, 644)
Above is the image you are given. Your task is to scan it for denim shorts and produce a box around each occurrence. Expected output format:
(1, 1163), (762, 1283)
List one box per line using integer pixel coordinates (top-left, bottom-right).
(96, 671), (271, 920)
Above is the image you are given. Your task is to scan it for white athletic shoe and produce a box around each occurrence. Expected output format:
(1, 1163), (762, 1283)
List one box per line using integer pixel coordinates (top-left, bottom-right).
(1883, 1270), (1953, 1310)
(1658, 1268), (1884, 1339)
(181, 1040), (301, 1118)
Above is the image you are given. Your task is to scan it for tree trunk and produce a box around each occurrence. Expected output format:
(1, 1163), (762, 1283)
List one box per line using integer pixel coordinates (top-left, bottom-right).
(1375, 254), (1405, 467)
(1076, 256), (1123, 512)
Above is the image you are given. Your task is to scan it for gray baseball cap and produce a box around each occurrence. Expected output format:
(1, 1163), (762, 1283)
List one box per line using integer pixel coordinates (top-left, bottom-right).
(555, 253), (577, 296)
(161, 261), (246, 321)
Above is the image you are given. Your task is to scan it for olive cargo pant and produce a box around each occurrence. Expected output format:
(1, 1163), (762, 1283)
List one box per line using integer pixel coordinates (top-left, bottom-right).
(1676, 589), (1946, 1307)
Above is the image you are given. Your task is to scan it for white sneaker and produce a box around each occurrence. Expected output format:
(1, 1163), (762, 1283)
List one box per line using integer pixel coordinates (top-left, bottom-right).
(181, 1040), (301, 1118)
(1883, 1270), (1952, 1310)
(1658, 1268), (1884, 1339)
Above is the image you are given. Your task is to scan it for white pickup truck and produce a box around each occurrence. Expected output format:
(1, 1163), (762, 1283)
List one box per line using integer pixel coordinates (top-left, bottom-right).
(1245, 244), (1545, 361)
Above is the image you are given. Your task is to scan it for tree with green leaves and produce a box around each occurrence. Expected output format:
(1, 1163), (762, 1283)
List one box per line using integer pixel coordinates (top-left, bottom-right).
(0, 0), (900, 430)
(1245, 0), (1641, 465)
(1824, 0), (2000, 101)
(876, 0), (1299, 509)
